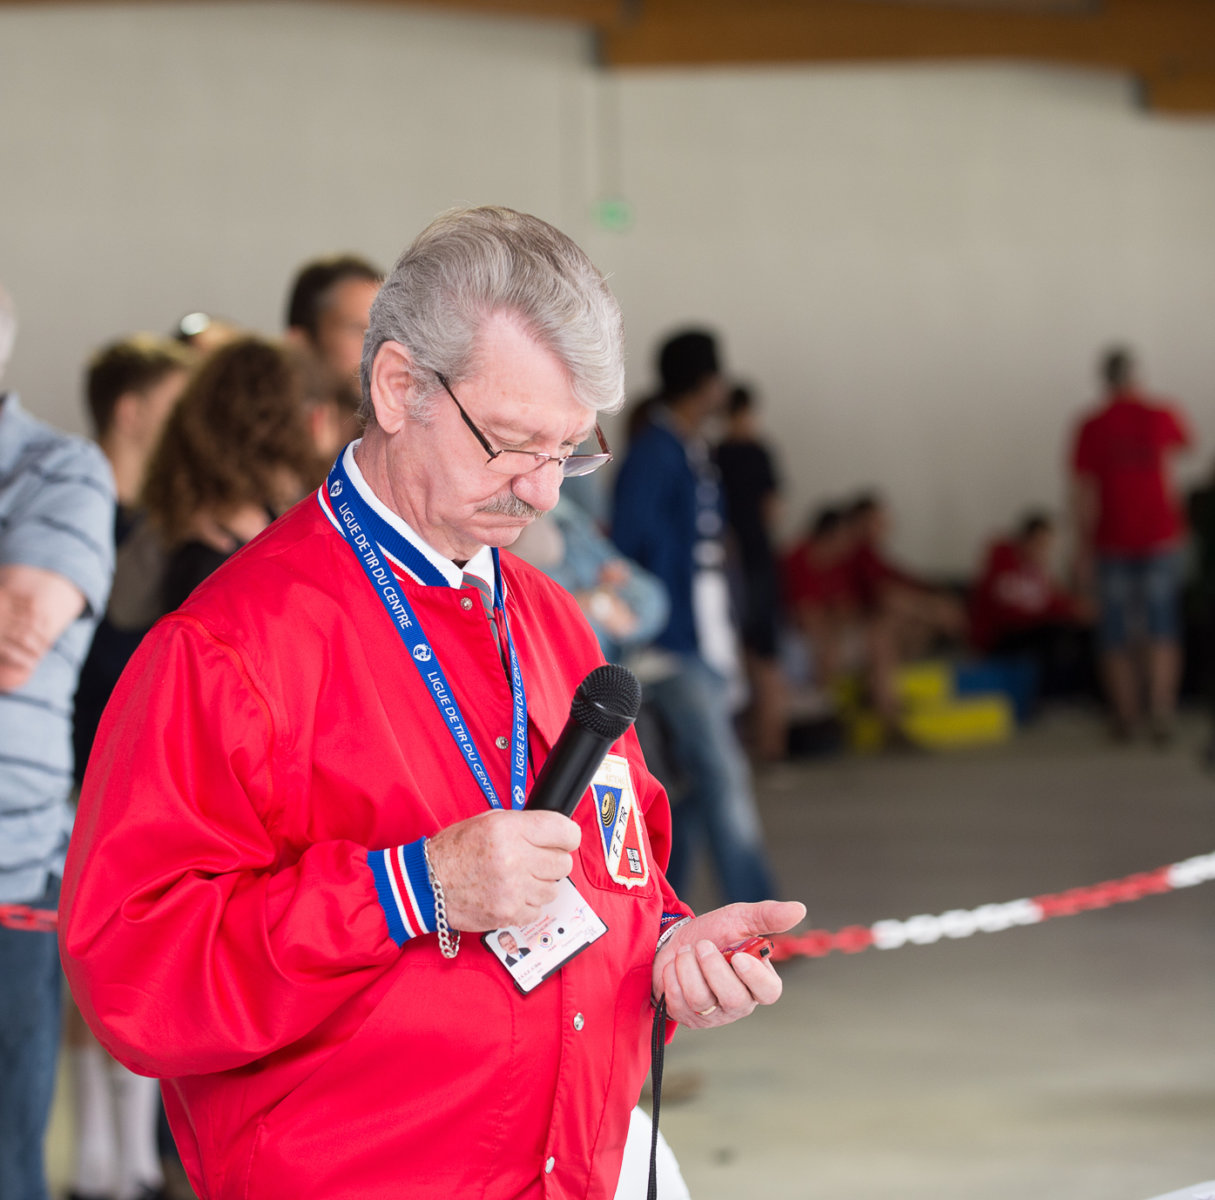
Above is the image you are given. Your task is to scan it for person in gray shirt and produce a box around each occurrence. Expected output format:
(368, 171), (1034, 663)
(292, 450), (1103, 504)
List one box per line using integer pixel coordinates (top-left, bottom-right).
(0, 283), (115, 1200)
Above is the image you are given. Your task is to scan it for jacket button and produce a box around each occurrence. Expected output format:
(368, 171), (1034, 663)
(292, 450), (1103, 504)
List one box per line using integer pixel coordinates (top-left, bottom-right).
(573, 1013), (584, 1031)
(460, 596), (474, 611)
(495, 736), (508, 750)
(545, 1157), (556, 1174)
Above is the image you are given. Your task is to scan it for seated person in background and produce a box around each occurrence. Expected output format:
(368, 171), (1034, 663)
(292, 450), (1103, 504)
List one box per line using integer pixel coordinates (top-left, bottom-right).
(844, 491), (967, 656)
(141, 337), (327, 612)
(782, 506), (856, 688)
(969, 512), (1094, 702)
(783, 504), (906, 738)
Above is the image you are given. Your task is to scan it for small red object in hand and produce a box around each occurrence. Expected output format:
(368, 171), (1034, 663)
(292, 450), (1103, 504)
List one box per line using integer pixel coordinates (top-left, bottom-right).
(721, 935), (773, 964)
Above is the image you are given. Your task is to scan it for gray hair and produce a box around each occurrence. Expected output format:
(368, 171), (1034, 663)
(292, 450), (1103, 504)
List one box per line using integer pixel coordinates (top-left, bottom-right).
(0, 284), (15, 386)
(359, 207), (624, 423)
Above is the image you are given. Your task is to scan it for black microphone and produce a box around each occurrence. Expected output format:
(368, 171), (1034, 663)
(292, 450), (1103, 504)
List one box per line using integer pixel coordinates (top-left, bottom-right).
(525, 664), (643, 817)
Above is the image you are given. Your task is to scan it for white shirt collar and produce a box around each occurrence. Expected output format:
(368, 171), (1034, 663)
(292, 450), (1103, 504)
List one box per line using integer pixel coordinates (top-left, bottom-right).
(340, 441), (498, 598)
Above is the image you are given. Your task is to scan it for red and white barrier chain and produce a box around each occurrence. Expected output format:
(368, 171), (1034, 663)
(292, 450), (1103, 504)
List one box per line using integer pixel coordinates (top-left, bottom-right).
(0, 904), (59, 933)
(4, 851), (1213, 947)
(768, 850), (1215, 962)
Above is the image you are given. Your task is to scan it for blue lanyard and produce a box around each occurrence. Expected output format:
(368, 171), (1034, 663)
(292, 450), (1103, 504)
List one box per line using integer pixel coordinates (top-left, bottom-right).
(323, 453), (529, 811)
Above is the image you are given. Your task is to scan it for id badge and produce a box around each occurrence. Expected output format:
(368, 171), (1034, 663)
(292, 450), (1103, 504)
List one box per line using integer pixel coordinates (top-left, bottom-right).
(482, 878), (607, 995)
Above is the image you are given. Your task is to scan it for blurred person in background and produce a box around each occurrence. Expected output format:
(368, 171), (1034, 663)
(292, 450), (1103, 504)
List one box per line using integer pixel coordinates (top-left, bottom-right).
(73, 335), (193, 768)
(0, 283), (115, 1200)
(1070, 346), (1192, 743)
(612, 329), (778, 905)
(843, 491), (968, 657)
(1187, 469), (1215, 765)
(782, 504), (859, 693)
(714, 383), (787, 761)
(285, 253), (382, 455)
(68, 337), (328, 1200)
(783, 502), (908, 742)
(510, 490), (668, 666)
(68, 334), (192, 1200)
(968, 512), (1094, 708)
(141, 336), (326, 612)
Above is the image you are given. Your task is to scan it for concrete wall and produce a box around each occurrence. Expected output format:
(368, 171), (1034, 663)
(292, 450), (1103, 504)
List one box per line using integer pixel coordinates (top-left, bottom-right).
(3, 4), (1214, 571)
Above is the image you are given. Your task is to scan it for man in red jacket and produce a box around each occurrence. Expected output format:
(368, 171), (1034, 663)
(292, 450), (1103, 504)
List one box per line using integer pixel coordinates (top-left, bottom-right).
(61, 207), (803, 1200)
(1070, 346), (1192, 742)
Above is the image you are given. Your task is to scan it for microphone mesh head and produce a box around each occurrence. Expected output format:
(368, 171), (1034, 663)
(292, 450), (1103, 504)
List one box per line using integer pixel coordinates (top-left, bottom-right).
(571, 664), (642, 740)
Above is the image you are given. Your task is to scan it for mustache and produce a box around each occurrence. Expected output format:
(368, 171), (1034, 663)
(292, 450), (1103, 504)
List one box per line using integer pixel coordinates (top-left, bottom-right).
(479, 492), (543, 520)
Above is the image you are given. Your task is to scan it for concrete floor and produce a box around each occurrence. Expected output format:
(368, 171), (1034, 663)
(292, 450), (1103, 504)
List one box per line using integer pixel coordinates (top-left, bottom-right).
(660, 707), (1214, 1200)
(46, 707), (1214, 1199)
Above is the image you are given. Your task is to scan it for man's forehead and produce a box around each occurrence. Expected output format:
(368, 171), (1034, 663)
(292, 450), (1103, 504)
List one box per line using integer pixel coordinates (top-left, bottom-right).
(467, 334), (593, 433)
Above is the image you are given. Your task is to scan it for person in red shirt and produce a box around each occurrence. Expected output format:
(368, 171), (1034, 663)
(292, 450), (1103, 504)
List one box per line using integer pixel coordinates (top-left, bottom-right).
(782, 507), (856, 689)
(782, 504), (911, 739)
(969, 513), (1093, 703)
(970, 515), (1083, 651)
(843, 493), (967, 648)
(60, 207), (803, 1200)
(1070, 346), (1192, 741)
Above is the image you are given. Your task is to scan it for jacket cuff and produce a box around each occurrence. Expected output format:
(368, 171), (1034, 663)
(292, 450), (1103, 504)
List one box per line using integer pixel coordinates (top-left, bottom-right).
(368, 839), (437, 946)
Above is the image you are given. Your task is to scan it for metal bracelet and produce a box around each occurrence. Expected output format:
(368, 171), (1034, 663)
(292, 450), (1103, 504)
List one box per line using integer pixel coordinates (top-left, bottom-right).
(422, 838), (461, 959)
(654, 915), (692, 956)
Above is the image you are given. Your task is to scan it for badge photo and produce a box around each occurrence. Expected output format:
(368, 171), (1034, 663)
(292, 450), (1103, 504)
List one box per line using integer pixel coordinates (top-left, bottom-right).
(482, 878), (608, 995)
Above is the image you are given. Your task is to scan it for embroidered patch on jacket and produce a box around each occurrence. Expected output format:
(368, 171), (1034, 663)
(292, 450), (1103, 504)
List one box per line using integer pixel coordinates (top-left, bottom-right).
(591, 753), (649, 889)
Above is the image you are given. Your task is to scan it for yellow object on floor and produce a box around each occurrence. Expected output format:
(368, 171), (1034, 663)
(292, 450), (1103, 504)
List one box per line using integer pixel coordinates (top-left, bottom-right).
(840, 660), (1015, 752)
(903, 694), (1014, 748)
(894, 660), (952, 706)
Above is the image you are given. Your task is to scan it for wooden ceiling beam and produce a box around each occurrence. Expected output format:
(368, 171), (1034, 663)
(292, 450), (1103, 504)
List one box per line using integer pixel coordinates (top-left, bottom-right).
(1142, 70), (1215, 114)
(0, 0), (626, 19)
(599, 0), (1215, 83)
(2, 0), (1212, 111)
(350, 0), (624, 24)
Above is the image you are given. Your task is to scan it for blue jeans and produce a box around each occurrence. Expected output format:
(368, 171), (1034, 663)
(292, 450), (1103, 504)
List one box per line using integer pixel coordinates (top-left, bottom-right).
(644, 656), (777, 905)
(1096, 550), (1182, 650)
(0, 875), (63, 1200)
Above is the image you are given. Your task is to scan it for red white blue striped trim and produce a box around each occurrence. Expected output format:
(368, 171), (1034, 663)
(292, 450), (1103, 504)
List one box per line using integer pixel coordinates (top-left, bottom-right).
(368, 839), (437, 947)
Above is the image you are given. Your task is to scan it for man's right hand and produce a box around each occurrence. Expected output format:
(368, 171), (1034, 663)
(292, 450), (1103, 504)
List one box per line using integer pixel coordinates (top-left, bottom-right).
(424, 809), (581, 932)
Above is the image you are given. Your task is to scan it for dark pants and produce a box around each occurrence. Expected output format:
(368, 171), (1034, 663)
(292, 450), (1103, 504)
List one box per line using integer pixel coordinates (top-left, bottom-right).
(0, 875), (63, 1200)
(992, 623), (1096, 705)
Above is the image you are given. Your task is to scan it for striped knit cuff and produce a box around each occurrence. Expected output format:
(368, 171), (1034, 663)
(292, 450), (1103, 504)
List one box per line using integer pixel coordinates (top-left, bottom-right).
(368, 838), (438, 947)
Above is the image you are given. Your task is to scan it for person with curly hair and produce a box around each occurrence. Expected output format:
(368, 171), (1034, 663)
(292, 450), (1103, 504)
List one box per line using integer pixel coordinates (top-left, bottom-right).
(141, 336), (328, 612)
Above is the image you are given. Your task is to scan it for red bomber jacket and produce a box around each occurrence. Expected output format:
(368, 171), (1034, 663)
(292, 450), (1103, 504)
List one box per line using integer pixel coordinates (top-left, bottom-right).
(61, 493), (689, 1200)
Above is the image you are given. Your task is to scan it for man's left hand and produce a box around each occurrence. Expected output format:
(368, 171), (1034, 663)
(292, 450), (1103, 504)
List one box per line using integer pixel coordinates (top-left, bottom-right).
(653, 900), (806, 1029)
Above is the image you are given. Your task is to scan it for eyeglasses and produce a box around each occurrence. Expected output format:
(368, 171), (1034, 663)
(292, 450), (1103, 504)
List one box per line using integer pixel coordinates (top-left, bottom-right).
(436, 374), (612, 478)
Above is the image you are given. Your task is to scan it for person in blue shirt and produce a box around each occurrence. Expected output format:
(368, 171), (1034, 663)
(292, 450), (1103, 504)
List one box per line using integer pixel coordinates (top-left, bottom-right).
(611, 330), (777, 905)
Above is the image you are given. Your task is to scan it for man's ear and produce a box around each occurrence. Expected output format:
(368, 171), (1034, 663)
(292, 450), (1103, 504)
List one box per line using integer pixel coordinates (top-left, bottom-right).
(368, 341), (420, 435)
(283, 326), (310, 350)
